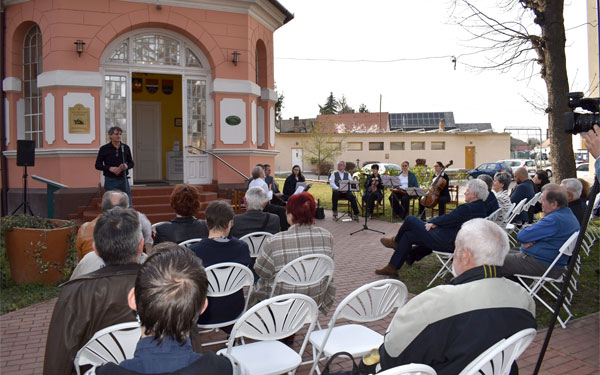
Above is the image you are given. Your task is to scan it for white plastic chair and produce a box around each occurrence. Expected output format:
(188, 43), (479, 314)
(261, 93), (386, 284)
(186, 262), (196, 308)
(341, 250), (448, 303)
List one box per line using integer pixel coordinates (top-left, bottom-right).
(427, 251), (454, 287)
(378, 364), (437, 375)
(150, 221), (168, 234)
(217, 293), (319, 375)
(270, 254), (334, 299)
(198, 263), (255, 346)
(178, 238), (204, 248)
(458, 328), (537, 375)
(522, 192), (542, 212)
(515, 231), (579, 328)
(485, 207), (502, 223)
(73, 321), (141, 375)
(308, 279), (408, 375)
(504, 198), (527, 231)
(239, 231), (273, 258)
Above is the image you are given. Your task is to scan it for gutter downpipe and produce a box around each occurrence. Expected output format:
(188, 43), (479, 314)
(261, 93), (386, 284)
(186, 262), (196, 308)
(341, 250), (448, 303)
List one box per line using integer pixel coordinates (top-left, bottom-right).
(0, 0), (8, 216)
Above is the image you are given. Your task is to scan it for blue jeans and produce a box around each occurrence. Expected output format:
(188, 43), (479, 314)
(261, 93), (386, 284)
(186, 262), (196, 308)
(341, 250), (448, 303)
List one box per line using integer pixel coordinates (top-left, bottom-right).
(389, 216), (451, 269)
(104, 175), (133, 207)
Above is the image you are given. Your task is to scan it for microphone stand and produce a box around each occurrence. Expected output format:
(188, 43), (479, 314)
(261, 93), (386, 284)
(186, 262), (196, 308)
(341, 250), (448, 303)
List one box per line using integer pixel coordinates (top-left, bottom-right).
(351, 178), (385, 236)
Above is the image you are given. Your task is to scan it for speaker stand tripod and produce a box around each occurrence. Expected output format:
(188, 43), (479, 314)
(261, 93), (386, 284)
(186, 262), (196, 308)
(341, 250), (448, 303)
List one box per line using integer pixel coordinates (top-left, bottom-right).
(12, 166), (34, 215)
(350, 197), (385, 236)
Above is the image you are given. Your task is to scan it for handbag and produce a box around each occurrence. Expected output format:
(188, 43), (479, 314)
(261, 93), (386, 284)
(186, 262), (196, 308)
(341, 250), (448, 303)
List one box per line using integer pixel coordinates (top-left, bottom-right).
(315, 199), (326, 220)
(321, 352), (364, 375)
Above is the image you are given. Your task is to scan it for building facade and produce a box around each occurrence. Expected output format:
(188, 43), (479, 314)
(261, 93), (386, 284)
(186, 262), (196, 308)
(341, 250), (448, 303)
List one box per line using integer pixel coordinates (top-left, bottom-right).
(1, 0), (292, 213)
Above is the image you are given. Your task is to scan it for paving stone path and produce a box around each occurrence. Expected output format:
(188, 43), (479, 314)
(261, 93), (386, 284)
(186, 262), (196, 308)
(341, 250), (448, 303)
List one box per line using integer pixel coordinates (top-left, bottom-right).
(1, 212), (598, 374)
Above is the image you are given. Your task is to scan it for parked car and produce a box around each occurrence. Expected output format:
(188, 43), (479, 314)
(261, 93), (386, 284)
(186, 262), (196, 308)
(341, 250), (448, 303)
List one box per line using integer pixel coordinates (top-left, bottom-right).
(467, 161), (514, 179)
(352, 163), (402, 179)
(576, 163), (589, 178)
(499, 159), (537, 176)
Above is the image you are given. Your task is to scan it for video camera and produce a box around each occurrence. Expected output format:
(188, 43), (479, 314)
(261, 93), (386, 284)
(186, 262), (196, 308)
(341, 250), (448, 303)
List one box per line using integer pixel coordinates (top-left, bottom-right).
(564, 92), (600, 134)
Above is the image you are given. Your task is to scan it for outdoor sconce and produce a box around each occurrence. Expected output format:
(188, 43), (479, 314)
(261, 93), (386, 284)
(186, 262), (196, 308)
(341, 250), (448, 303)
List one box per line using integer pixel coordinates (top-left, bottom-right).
(232, 51), (240, 66)
(74, 40), (85, 56)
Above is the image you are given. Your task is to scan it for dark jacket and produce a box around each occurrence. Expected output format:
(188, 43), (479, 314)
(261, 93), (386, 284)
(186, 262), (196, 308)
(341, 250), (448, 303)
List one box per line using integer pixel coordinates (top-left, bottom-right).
(230, 210), (280, 239)
(95, 142), (134, 177)
(428, 199), (487, 250)
(510, 179), (535, 222)
(568, 197), (587, 226)
(154, 216), (209, 245)
(44, 263), (141, 375)
(283, 174), (305, 197)
(95, 352), (233, 375)
(189, 239), (251, 325)
(379, 266), (537, 375)
(364, 174), (384, 194)
(483, 191), (500, 216)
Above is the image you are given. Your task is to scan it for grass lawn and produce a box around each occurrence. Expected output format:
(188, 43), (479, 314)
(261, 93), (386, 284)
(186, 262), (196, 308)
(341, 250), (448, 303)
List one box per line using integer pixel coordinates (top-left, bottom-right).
(0, 283), (60, 315)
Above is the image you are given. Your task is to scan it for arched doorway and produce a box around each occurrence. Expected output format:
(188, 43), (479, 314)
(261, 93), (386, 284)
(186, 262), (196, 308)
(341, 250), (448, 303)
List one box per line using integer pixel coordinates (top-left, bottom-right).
(100, 28), (213, 184)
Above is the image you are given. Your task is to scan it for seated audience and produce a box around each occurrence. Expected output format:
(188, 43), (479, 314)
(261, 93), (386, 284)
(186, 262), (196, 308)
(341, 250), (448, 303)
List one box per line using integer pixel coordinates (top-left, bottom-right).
(251, 192), (336, 314)
(561, 178), (586, 225)
(389, 161), (419, 219)
(378, 219), (536, 375)
(493, 172), (513, 225)
(528, 170), (550, 223)
(510, 168), (535, 223)
(75, 190), (128, 260)
(189, 201), (251, 326)
(282, 164), (306, 201)
(249, 165), (290, 231)
(154, 184), (208, 244)
(503, 184), (580, 278)
(477, 174), (499, 216)
(329, 160), (360, 220)
(363, 164), (384, 218)
(376, 179), (488, 276)
(264, 163), (284, 205)
(92, 245), (247, 375)
(44, 207), (143, 375)
(230, 187), (280, 239)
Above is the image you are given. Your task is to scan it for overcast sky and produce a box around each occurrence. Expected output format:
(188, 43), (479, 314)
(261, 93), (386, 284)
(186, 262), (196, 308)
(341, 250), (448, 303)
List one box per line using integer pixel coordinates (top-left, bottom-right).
(273, 1), (592, 139)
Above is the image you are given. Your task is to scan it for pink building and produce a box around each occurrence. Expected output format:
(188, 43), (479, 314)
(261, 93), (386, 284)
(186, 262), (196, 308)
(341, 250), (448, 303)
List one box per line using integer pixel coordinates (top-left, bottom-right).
(0, 0), (292, 215)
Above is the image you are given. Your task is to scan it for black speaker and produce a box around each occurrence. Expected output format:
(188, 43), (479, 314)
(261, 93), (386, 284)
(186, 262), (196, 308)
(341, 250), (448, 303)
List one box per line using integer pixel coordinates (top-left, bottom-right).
(17, 140), (35, 167)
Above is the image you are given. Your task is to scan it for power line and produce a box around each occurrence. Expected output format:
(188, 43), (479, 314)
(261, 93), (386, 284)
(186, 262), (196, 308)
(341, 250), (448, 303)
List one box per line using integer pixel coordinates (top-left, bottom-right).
(274, 51), (482, 64)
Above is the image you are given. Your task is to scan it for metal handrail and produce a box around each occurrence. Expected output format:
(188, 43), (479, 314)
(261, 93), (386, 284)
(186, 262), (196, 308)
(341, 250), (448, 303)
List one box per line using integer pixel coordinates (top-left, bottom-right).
(186, 146), (250, 182)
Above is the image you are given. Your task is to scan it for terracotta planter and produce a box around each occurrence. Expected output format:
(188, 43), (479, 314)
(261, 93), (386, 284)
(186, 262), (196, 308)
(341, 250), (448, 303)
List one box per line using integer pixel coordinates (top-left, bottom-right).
(4, 219), (74, 285)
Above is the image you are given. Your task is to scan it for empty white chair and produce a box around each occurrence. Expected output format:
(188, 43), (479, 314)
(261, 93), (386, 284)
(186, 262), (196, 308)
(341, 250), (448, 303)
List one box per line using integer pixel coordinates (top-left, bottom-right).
(308, 279), (408, 375)
(178, 238), (204, 248)
(198, 263), (255, 346)
(378, 363), (438, 375)
(74, 322), (141, 375)
(239, 231), (273, 258)
(217, 294), (318, 375)
(458, 328), (537, 375)
(427, 251), (454, 287)
(515, 231), (579, 328)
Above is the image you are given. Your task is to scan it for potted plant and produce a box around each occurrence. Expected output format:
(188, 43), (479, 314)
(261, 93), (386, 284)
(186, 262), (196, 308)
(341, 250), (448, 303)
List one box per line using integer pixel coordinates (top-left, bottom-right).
(1, 215), (75, 285)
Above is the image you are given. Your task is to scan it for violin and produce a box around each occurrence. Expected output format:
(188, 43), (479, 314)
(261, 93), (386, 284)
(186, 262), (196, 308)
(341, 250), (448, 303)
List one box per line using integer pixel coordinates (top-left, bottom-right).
(420, 160), (453, 208)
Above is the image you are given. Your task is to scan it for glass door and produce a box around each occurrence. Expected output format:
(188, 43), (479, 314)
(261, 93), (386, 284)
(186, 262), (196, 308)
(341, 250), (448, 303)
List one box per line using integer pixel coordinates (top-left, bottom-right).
(183, 78), (212, 184)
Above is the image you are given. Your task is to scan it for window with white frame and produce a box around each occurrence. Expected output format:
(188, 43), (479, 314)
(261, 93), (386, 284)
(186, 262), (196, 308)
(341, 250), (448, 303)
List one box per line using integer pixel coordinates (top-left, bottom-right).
(104, 76), (128, 143)
(23, 25), (43, 148)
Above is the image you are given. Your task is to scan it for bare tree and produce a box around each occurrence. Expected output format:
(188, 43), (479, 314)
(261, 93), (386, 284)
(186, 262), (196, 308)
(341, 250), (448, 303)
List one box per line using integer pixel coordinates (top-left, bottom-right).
(453, 0), (575, 181)
(300, 119), (344, 180)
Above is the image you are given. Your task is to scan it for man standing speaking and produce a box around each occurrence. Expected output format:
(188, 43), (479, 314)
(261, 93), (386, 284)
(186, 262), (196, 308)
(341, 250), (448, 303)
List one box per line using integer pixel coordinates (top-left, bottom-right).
(95, 126), (134, 206)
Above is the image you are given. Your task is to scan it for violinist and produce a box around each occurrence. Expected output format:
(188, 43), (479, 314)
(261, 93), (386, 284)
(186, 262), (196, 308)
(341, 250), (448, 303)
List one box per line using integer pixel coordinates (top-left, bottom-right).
(363, 164), (384, 218)
(418, 161), (450, 219)
(389, 161), (419, 219)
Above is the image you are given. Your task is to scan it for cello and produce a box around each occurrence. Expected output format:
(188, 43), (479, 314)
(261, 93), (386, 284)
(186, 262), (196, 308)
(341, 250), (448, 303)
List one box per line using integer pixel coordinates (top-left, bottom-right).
(420, 160), (453, 208)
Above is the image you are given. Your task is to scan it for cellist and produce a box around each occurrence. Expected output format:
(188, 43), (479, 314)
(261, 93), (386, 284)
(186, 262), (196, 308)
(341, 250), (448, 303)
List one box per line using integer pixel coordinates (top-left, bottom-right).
(418, 161), (451, 219)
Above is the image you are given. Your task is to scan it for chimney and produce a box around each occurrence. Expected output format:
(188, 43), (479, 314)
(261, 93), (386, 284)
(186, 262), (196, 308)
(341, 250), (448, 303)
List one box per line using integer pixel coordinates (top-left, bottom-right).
(438, 118), (445, 132)
(293, 116), (300, 133)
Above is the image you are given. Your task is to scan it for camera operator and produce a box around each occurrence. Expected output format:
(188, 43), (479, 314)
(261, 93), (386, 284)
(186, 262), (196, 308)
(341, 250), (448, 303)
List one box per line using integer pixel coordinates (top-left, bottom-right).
(583, 124), (600, 183)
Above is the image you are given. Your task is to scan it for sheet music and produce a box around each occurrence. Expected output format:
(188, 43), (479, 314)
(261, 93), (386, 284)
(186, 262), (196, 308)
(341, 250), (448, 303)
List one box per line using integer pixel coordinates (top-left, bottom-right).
(339, 180), (359, 192)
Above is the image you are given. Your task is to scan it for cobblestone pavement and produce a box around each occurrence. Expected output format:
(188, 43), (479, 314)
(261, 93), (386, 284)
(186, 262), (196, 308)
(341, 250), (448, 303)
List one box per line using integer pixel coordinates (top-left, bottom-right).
(1, 211), (598, 374)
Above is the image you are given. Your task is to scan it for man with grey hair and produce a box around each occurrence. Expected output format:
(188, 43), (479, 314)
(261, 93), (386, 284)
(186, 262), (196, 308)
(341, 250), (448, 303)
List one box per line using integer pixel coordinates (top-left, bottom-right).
(561, 178), (586, 225)
(503, 183), (579, 278)
(378, 218), (536, 375)
(329, 160), (360, 219)
(230, 187), (280, 238)
(377, 179), (489, 275)
(477, 174), (499, 216)
(44, 207), (144, 375)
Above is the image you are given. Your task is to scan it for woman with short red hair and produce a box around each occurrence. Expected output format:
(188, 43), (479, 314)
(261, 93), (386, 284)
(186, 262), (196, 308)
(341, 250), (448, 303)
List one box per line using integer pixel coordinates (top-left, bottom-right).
(154, 184), (208, 245)
(250, 192), (336, 314)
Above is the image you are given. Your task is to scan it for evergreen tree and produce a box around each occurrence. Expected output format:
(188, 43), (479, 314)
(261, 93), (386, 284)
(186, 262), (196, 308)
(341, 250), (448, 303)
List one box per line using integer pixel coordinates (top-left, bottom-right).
(318, 92), (339, 114)
(358, 104), (369, 113)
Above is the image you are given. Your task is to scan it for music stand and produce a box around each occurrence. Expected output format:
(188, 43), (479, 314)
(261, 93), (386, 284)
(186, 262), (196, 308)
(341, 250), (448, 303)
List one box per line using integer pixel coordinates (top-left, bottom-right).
(350, 180), (385, 236)
(335, 180), (359, 221)
(382, 175), (401, 222)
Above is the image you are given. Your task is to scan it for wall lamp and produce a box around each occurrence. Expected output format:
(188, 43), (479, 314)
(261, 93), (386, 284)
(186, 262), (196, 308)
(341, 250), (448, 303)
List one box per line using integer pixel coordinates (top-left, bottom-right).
(74, 40), (85, 56)
(232, 51), (240, 66)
